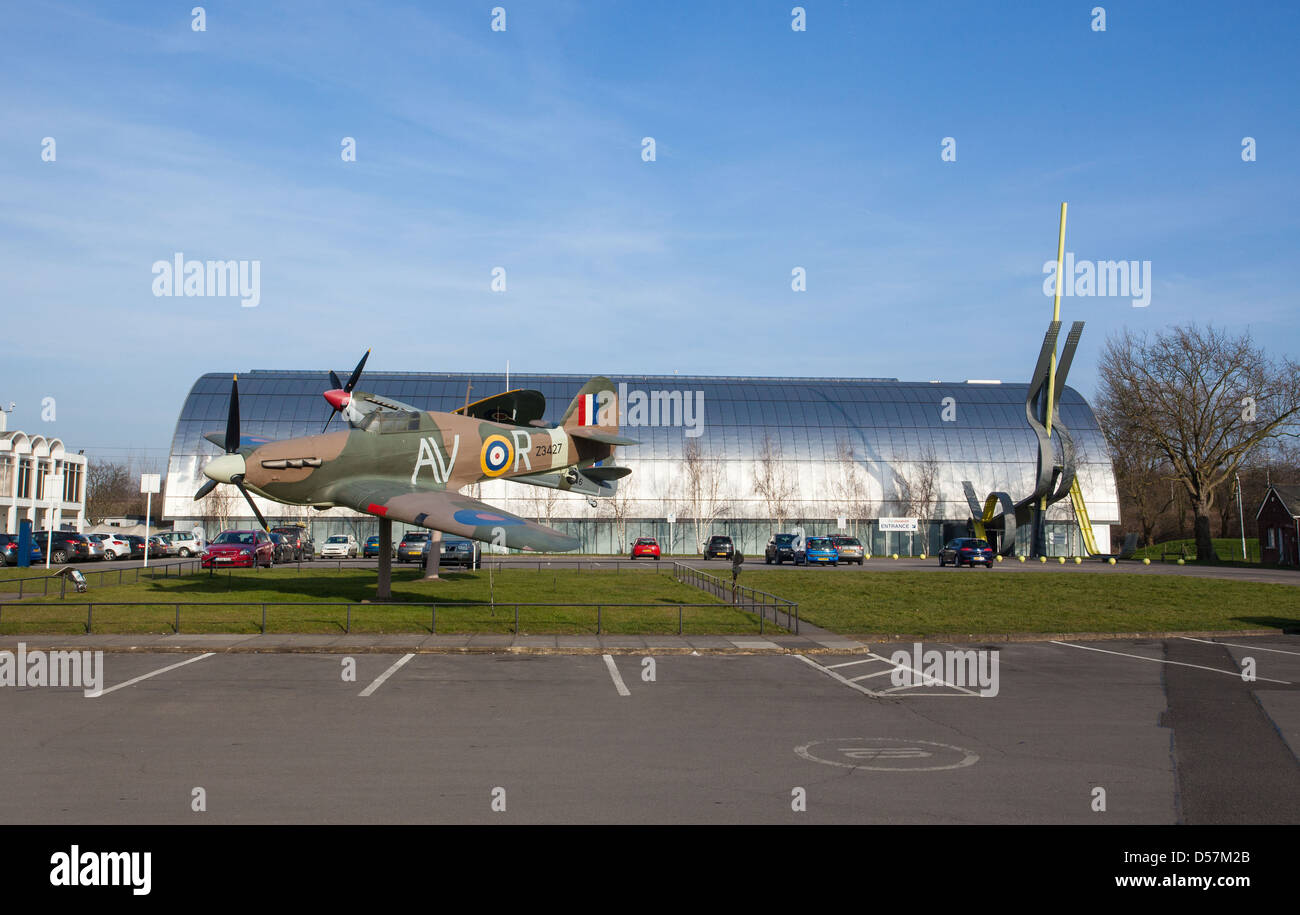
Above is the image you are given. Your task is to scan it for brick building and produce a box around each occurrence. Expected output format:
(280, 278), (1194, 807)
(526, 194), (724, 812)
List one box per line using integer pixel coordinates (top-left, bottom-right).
(1256, 484), (1300, 566)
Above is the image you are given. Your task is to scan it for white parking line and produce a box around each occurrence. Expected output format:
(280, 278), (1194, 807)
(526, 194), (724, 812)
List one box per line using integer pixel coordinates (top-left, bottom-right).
(603, 654), (630, 696)
(1181, 636), (1300, 657)
(359, 654), (414, 697)
(1050, 640), (1292, 684)
(794, 655), (879, 697)
(797, 653), (982, 697)
(87, 653), (215, 698)
(826, 658), (880, 670)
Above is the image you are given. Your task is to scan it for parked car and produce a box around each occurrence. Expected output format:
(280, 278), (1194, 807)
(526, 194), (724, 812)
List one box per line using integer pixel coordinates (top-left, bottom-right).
(202, 530), (275, 568)
(268, 532), (293, 564)
(320, 534), (359, 559)
(397, 531), (431, 563)
(939, 538), (994, 568)
(764, 533), (798, 564)
(0, 533), (43, 567)
(156, 530), (204, 558)
(363, 535), (395, 559)
(703, 535), (734, 560)
(427, 537), (479, 568)
(90, 532), (132, 561)
(796, 537), (840, 566)
(122, 535), (148, 560)
(630, 537), (661, 560)
(148, 534), (177, 558)
(270, 526), (313, 561)
(32, 531), (103, 564)
(830, 535), (865, 565)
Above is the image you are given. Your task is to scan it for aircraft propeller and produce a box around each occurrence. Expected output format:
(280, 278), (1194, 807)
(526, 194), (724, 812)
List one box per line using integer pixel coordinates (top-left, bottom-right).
(322, 348), (370, 432)
(193, 375), (270, 530)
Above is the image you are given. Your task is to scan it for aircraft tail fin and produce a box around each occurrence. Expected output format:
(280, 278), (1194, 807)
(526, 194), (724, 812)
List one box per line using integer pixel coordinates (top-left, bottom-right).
(561, 376), (618, 433)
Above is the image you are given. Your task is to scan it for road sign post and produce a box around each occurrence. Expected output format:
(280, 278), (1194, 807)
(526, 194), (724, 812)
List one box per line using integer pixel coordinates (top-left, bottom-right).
(140, 474), (161, 568)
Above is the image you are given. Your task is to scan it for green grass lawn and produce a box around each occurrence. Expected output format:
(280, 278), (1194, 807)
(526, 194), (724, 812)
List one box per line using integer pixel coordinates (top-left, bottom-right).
(1129, 538), (1261, 563)
(0, 567), (775, 636)
(739, 569), (1300, 636)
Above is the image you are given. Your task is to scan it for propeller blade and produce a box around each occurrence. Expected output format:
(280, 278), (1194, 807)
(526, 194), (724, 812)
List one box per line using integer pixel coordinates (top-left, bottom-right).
(329, 370), (342, 390)
(344, 349), (370, 393)
(193, 479), (218, 501)
(223, 375), (241, 454)
(233, 478), (269, 531)
(322, 410), (336, 434)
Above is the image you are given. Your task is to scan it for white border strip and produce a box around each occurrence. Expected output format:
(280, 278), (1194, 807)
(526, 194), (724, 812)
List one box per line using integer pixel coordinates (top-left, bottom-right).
(359, 653), (414, 696)
(87, 653), (215, 698)
(603, 654), (631, 696)
(1050, 640), (1292, 684)
(1181, 636), (1300, 657)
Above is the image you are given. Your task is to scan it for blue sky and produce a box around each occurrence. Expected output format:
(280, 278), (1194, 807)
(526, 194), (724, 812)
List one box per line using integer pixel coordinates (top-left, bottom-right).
(2, 0), (1297, 461)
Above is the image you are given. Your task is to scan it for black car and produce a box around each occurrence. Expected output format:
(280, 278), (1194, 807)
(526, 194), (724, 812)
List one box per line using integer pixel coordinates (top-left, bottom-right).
(31, 531), (103, 564)
(764, 533), (798, 564)
(430, 537), (479, 568)
(939, 538), (994, 568)
(270, 527), (313, 561)
(268, 533), (293, 564)
(703, 535), (734, 560)
(123, 535), (148, 560)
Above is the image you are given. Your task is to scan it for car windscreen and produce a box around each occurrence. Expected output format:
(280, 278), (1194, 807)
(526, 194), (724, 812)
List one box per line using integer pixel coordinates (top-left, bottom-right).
(836, 538), (861, 547)
(326, 536), (348, 543)
(806, 539), (834, 549)
(774, 535), (795, 544)
(966, 540), (991, 548)
(213, 532), (254, 544)
(402, 533), (429, 542)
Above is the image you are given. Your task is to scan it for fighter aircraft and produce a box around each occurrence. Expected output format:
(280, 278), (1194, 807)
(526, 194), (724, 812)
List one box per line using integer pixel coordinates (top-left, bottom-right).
(318, 350), (624, 501)
(193, 370), (635, 552)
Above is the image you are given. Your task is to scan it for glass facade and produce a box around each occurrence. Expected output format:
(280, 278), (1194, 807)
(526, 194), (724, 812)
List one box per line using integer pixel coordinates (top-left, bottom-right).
(164, 372), (1119, 555)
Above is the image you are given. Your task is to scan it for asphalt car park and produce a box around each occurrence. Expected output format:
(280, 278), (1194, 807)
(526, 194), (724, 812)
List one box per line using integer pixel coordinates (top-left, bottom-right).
(1, 635), (1296, 824)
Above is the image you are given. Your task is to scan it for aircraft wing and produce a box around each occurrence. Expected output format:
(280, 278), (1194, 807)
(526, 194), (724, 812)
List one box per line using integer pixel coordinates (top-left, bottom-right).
(326, 477), (580, 552)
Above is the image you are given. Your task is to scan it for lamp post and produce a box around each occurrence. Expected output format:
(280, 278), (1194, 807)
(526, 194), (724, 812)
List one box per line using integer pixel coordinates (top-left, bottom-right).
(1235, 471), (1247, 561)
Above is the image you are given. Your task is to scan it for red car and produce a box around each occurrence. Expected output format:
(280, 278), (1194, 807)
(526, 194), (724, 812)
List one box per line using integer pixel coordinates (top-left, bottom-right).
(202, 530), (276, 569)
(630, 537), (661, 560)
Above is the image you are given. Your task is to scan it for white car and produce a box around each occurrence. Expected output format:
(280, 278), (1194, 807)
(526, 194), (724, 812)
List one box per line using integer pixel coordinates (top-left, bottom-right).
(90, 532), (132, 561)
(320, 534), (358, 558)
(156, 530), (204, 557)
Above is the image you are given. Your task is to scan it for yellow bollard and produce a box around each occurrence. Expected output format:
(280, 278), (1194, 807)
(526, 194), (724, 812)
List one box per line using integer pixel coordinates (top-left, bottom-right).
(1039, 556), (1047, 563)
(1108, 557), (1116, 566)
(1073, 556), (1082, 564)
(1058, 556), (1066, 564)
(1142, 557), (1150, 565)
(1017, 555), (1026, 562)
(891, 553), (899, 560)
(1177, 558), (1185, 565)
(996, 555), (1003, 563)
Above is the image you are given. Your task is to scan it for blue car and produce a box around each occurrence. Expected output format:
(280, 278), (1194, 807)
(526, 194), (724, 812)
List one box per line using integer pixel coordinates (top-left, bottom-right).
(796, 537), (840, 566)
(1, 533), (44, 567)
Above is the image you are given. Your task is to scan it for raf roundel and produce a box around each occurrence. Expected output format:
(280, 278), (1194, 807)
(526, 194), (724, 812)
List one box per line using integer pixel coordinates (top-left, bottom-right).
(480, 434), (513, 477)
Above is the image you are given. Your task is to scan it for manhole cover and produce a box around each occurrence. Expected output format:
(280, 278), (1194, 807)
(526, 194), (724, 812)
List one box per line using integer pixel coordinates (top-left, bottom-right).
(795, 737), (979, 771)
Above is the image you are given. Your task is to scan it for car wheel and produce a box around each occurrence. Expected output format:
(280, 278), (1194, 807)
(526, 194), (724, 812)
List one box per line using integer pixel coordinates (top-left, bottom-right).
(178, 548), (190, 558)
(53, 550), (67, 564)
(0, 554), (6, 567)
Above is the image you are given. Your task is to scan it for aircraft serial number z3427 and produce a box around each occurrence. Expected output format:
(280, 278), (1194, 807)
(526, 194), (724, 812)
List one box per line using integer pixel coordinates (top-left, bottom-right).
(194, 364), (634, 552)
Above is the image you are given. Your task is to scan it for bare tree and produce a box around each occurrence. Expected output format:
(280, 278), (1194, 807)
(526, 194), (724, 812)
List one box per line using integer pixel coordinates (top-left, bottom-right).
(197, 486), (239, 534)
(84, 461), (134, 523)
(1093, 402), (1178, 546)
(675, 440), (730, 554)
(828, 441), (877, 537)
(751, 434), (795, 530)
(1097, 324), (1300, 560)
(598, 473), (638, 554)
